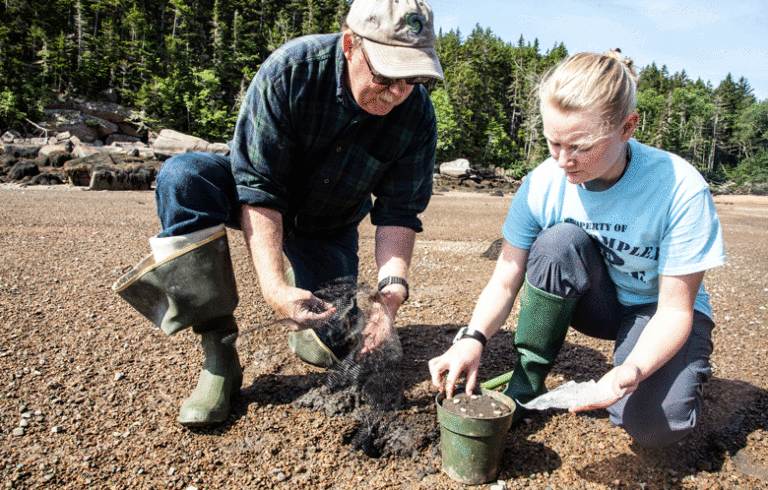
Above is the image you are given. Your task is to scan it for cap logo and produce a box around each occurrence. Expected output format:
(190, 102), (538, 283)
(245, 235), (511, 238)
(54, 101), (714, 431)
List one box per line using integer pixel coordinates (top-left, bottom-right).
(405, 13), (425, 35)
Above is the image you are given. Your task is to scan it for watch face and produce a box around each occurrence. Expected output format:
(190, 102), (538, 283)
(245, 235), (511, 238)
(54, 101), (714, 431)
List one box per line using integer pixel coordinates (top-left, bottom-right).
(452, 327), (468, 344)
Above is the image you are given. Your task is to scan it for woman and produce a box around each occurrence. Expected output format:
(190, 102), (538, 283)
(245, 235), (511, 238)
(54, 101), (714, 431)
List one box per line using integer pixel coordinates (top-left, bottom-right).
(428, 50), (726, 447)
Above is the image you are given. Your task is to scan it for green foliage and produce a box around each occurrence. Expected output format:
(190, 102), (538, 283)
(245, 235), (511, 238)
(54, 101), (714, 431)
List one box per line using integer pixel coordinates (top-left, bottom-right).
(0, 0), (765, 192)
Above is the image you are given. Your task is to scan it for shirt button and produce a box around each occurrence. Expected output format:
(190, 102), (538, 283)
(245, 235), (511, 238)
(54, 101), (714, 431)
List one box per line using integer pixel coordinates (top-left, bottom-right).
(336, 147), (342, 152)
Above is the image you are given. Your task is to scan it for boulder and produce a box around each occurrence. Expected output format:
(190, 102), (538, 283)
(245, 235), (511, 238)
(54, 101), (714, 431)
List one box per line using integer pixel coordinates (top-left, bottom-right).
(89, 165), (156, 191)
(63, 152), (158, 190)
(29, 173), (64, 186)
(439, 158), (471, 178)
(46, 100), (133, 124)
(8, 161), (40, 180)
(2, 130), (22, 144)
(152, 129), (230, 160)
(2, 145), (41, 159)
(40, 143), (73, 157)
(41, 109), (118, 142)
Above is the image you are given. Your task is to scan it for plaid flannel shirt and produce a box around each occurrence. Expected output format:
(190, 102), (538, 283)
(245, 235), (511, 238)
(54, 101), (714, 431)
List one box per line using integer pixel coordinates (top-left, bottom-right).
(231, 33), (437, 234)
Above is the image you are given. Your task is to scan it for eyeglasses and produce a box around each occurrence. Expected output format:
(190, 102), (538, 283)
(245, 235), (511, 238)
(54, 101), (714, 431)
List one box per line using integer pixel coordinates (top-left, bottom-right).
(360, 47), (431, 86)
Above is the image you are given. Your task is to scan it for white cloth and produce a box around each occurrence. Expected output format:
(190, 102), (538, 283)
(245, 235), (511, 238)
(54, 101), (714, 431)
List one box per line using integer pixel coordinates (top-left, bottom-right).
(519, 380), (620, 411)
(149, 224), (225, 262)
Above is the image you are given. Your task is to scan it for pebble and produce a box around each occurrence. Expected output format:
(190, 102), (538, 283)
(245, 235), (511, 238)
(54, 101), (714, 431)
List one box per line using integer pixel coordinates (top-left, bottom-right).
(19, 419), (29, 428)
(114, 372), (125, 381)
(12, 427), (25, 437)
(50, 426), (63, 433)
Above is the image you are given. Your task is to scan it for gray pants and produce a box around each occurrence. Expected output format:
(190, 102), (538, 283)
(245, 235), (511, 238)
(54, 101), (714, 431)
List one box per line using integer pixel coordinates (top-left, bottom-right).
(527, 223), (714, 447)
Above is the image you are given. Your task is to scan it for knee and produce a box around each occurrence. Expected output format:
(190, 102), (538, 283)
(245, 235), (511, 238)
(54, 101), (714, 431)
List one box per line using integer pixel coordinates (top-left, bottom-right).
(530, 222), (592, 259)
(612, 397), (701, 448)
(156, 153), (201, 191)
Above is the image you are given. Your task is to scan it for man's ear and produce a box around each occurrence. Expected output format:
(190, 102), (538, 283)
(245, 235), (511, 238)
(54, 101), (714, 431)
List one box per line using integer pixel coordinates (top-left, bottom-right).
(343, 32), (354, 60)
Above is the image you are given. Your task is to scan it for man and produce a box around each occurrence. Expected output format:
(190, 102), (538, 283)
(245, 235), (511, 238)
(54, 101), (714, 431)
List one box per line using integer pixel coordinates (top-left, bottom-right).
(113, 0), (443, 427)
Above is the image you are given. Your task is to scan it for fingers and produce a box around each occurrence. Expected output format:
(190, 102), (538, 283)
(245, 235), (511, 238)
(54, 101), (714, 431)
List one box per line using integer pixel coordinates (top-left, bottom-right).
(465, 370), (478, 397)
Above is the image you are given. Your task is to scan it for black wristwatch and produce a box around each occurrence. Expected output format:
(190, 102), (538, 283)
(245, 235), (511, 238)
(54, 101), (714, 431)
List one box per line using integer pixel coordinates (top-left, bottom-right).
(377, 276), (409, 302)
(452, 326), (487, 347)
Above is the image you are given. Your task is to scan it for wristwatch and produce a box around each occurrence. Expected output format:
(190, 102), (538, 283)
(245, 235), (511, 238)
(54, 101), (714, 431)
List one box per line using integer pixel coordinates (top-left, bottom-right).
(452, 326), (487, 347)
(377, 276), (409, 302)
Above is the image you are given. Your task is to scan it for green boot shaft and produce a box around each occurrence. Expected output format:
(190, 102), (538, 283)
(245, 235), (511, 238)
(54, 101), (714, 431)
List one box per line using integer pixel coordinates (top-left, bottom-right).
(502, 280), (578, 405)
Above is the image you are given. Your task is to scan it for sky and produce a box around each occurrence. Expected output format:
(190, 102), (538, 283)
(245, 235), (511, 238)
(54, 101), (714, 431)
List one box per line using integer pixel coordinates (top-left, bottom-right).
(428, 0), (768, 101)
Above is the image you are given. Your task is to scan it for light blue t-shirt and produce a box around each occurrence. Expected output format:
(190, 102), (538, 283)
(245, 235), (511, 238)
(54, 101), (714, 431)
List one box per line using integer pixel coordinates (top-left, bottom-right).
(503, 139), (726, 318)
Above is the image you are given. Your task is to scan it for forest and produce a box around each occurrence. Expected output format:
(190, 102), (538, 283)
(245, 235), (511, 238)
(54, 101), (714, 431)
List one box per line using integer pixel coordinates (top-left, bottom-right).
(1, 0), (766, 188)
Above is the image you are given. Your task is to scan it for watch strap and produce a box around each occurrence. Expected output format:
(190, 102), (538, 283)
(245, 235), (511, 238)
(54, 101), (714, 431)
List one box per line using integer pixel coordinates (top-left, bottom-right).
(452, 326), (487, 347)
(377, 276), (409, 302)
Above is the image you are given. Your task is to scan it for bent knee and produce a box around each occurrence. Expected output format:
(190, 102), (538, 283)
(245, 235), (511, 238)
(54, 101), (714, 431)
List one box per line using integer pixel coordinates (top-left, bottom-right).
(613, 398), (701, 448)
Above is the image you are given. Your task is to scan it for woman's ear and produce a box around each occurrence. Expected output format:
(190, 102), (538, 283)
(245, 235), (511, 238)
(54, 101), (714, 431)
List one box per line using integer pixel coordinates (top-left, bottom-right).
(622, 112), (640, 140)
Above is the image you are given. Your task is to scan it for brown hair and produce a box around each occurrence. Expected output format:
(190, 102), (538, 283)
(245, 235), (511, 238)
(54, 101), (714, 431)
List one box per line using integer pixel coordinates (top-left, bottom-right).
(539, 49), (638, 134)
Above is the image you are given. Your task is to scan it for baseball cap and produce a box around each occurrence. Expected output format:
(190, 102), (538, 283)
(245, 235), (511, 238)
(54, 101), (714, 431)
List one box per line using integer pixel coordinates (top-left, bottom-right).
(346, 0), (444, 80)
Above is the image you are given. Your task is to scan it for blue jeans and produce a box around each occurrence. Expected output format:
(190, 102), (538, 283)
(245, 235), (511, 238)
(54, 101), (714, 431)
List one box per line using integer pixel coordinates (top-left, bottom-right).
(155, 152), (359, 292)
(527, 223), (714, 447)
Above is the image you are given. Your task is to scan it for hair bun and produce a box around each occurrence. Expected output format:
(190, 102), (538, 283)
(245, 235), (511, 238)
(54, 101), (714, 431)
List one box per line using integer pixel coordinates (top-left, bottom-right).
(604, 48), (637, 80)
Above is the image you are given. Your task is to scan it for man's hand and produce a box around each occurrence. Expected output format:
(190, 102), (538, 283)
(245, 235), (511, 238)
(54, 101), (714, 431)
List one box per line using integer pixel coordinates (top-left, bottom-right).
(271, 285), (337, 331)
(359, 287), (405, 354)
(428, 339), (483, 399)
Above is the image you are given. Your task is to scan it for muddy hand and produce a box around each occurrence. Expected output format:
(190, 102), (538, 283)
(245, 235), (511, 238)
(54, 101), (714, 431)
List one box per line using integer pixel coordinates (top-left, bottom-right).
(276, 286), (336, 331)
(359, 300), (394, 355)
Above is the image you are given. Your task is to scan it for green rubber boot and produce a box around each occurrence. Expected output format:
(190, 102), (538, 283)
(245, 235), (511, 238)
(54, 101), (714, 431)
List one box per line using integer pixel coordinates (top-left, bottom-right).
(178, 317), (243, 426)
(502, 279), (578, 420)
(113, 229), (242, 426)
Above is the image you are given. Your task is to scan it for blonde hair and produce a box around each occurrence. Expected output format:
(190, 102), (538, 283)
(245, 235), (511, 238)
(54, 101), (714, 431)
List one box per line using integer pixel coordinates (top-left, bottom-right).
(539, 49), (638, 133)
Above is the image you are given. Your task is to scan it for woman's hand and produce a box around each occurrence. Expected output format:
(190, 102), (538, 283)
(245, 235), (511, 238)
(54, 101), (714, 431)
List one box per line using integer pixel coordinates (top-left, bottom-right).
(569, 362), (641, 412)
(428, 339), (484, 399)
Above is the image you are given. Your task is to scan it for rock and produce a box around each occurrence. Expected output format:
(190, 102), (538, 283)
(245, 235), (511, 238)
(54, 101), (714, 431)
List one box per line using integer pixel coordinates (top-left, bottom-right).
(105, 133), (141, 145)
(50, 426), (63, 434)
(116, 121), (147, 141)
(2, 144), (41, 159)
(72, 144), (98, 159)
(152, 129), (229, 160)
(63, 152), (157, 190)
(439, 158), (471, 178)
(12, 427), (25, 437)
(89, 165), (156, 191)
(8, 161), (39, 180)
(48, 151), (74, 168)
(0, 154), (17, 169)
(2, 130), (22, 143)
(39, 143), (73, 157)
(46, 100), (133, 124)
(29, 173), (64, 186)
